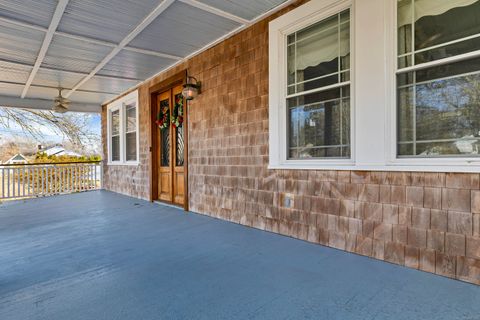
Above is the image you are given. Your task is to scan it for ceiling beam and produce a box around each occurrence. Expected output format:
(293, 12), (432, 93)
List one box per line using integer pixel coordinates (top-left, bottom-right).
(124, 46), (182, 60)
(54, 31), (182, 60)
(65, 0), (176, 98)
(178, 0), (249, 25)
(0, 16), (182, 61)
(0, 80), (120, 95)
(21, 0), (69, 99)
(0, 96), (101, 113)
(0, 58), (143, 82)
(0, 16), (47, 32)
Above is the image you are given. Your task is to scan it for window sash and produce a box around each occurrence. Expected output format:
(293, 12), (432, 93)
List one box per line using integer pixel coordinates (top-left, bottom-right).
(397, 0), (480, 71)
(395, 0), (480, 158)
(286, 9), (351, 95)
(285, 8), (352, 160)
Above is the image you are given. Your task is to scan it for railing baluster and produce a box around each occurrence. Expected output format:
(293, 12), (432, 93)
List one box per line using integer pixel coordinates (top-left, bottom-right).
(26, 166), (29, 197)
(7, 168), (10, 198)
(90, 165), (94, 190)
(94, 164), (97, 189)
(72, 166), (76, 192)
(60, 166), (63, 194)
(16, 167), (19, 197)
(67, 166), (71, 192)
(22, 167), (25, 197)
(1, 167), (4, 199)
(12, 168), (15, 199)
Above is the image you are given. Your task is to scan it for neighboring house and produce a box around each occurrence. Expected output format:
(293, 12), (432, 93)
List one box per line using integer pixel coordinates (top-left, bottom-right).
(104, 0), (480, 287)
(3, 154), (28, 165)
(42, 146), (82, 158)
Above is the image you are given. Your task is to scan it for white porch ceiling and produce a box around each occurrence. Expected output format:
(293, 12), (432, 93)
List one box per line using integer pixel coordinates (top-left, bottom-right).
(0, 0), (292, 113)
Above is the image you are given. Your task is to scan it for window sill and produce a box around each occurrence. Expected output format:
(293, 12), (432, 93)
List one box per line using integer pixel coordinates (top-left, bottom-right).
(107, 161), (140, 167)
(268, 161), (480, 173)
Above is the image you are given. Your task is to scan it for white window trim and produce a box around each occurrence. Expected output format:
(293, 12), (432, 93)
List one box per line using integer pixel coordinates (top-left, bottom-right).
(106, 90), (140, 166)
(269, 0), (355, 170)
(269, 0), (480, 173)
(385, 0), (480, 172)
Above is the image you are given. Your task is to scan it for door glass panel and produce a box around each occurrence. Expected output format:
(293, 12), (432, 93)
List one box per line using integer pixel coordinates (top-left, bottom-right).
(174, 93), (185, 166)
(160, 99), (170, 167)
(176, 126), (184, 166)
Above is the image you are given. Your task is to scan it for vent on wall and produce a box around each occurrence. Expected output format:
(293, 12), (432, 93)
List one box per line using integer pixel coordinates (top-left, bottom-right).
(281, 193), (295, 209)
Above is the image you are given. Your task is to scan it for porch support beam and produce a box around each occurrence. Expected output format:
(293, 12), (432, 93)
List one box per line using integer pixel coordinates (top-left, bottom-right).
(21, 0), (69, 98)
(0, 95), (101, 113)
(178, 0), (249, 25)
(0, 58), (143, 82)
(65, 0), (176, 99)
(0, 80), (118, 96)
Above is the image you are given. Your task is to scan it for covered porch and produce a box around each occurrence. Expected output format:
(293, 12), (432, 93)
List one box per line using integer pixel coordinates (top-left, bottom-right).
(1, 190), (479, 320)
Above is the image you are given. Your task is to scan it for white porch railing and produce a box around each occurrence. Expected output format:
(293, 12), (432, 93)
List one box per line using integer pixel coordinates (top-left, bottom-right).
(0, 161), (102, 201)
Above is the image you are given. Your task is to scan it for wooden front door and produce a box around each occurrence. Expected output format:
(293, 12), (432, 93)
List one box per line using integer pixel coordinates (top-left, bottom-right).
(155, 85), (186, 206)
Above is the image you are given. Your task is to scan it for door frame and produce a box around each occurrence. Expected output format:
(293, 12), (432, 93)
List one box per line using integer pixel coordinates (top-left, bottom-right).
(149, 70), (189, 210)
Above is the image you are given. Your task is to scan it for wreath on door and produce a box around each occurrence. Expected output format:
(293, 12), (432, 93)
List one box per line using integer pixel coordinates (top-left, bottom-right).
(156, 102), (170, 129)
(171, 95), (184, 128)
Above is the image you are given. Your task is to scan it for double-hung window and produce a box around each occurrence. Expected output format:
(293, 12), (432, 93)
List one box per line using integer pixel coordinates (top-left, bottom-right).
(396, 0), (480, 158)
(107, 90), (139, 165)
(269, 0), (353, 167)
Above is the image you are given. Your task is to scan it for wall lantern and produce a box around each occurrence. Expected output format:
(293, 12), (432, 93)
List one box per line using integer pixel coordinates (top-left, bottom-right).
(182, 76), (201, 100)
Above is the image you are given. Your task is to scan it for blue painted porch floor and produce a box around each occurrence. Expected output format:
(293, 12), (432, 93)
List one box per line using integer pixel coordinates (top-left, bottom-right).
(1, 191), (479, 320)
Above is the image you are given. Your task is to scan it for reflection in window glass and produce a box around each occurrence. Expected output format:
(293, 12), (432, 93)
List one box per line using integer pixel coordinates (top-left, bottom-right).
(397, 0), (480, 67)
(287, 9), (351, 159)
(125, 132), (136, 161)
(126, 104), (136, 133)
(111, 110), (120, 161)
(288, 87), (350, 159)
(397, 0), (480, 157)
(125, 103), (137, 161)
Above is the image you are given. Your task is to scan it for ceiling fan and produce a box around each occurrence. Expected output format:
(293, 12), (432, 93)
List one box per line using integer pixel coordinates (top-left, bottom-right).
(52, 88), (70, 113)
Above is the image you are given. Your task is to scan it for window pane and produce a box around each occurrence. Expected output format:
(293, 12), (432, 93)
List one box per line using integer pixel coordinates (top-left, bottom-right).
(288, 86), (350, 159)
(398, 0), (480, 67)
(111, 110), (119, 135)
(397, 59), (480, 157)
(287, 9), (350, 94)
(397, 86), (414, 143)
(397, 0), (412, 56)
(111, 136), (120, 161)
(125, 132), (136, 161)
(414, 1), (480, 51)
(125, 103), (136, 133)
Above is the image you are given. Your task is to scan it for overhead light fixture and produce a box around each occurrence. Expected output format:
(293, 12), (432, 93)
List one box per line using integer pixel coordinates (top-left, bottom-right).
(182, 76), (201, 101)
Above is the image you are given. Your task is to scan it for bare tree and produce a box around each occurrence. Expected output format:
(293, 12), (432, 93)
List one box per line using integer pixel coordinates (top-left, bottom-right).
(0, 107), (100, 151)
